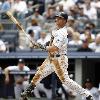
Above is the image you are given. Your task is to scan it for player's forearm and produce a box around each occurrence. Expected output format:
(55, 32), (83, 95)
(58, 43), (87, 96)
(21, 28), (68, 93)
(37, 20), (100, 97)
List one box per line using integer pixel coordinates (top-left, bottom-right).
(4, 68), (9, 78)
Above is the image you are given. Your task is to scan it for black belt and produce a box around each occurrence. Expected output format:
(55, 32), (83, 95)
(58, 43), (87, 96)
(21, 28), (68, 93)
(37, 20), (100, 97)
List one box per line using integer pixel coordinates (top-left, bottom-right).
(50, 54), (67, 57)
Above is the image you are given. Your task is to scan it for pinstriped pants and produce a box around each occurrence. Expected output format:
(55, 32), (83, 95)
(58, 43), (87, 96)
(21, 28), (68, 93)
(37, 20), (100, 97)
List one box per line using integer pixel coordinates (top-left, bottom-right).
(31, 55), (91, 98)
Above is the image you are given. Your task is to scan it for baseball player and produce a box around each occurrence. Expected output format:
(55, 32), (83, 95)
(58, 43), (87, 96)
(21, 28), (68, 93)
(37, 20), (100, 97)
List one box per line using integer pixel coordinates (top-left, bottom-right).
(21, 12), (93, 100)
(4, 59), (30, 100)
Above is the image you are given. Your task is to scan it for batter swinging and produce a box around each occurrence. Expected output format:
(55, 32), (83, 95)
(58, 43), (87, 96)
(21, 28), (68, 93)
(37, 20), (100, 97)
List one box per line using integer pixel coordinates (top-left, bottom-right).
(21, 12), (93, 100)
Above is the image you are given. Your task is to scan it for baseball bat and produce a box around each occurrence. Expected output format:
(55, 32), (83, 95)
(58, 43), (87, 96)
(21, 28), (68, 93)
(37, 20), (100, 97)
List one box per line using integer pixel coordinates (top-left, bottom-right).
(6, 11), (46, 50)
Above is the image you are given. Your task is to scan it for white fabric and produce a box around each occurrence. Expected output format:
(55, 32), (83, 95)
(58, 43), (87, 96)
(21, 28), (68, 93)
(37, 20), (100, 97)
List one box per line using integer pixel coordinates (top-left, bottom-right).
(7, 65), (30, 99)
(0, 40), (6, 52)
(62, 84), (77, 96)
(58, 0), (75, 12)
(89, 42), (100, 52)
(85, 87), (99, 100)
(25, 34), (35, 48)
(33, 56), (91, 99)
(7, 65), (30, 82)
(33, 83), (52, 99)
(68, 40), (82, 46)
(14, 82), (29, 99)
(31, 26), (92, 99)
(80, 34), (95, 41)
(83, 5), (97, 20)
(0, 1), (2, 7)
(13, 1), (28, 14)
(58, 84), (77, 100)
(26, 26), (42, 41)
(7, 65), (30, 71)
(52, 26), (68, 55)
(37, 33), (51, 45)
(37, 37), (49, 46)
(98, 83), (100, 100)
(91, 1), (100, 8)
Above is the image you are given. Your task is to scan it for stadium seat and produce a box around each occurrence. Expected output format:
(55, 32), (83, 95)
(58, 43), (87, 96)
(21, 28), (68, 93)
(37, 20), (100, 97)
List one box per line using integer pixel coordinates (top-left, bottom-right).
(1, 34), (18, 51)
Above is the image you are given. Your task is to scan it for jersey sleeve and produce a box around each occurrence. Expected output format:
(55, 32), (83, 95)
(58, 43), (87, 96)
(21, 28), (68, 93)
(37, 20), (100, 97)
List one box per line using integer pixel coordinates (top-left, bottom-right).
(24, 66), (30, 71)
(7, 66), (18, 70)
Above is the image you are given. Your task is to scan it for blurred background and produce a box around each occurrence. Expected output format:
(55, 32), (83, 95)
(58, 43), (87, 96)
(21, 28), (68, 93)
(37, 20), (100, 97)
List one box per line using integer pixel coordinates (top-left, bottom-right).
(0, 0), (100, 100)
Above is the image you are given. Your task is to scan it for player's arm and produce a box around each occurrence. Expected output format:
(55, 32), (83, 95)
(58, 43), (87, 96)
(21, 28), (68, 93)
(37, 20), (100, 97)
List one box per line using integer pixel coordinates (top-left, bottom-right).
(4, 66), (16, 84)
(4, 67), (10, 84)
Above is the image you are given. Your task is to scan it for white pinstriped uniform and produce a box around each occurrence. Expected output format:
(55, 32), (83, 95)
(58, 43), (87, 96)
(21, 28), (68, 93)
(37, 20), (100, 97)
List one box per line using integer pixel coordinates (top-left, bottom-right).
(31, 26), (92, 98)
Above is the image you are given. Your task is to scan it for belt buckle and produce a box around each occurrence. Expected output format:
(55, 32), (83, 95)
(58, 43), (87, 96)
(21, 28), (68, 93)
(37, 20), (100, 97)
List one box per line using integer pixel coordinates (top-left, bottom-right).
(50, 54), (61, 58)
(56, 54), (60, 57)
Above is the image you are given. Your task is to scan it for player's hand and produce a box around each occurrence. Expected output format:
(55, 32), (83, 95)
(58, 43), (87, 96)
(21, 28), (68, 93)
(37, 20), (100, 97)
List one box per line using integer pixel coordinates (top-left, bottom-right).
(5, 76), (10, 84)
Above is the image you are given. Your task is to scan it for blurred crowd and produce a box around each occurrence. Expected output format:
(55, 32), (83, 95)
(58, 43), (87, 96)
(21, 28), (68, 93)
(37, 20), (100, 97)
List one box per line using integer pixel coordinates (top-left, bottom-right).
(0, 0), (100, 52)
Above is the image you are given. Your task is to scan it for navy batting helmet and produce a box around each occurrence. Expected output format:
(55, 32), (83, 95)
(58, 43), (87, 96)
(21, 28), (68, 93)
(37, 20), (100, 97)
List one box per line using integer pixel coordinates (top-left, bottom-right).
(55, 12), (68, 20)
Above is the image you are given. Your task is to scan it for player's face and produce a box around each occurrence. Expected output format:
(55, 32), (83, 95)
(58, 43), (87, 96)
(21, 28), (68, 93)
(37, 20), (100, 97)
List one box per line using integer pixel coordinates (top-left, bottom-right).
(85, 83), (92, 89)
(55, 17), (66, 28)
(18, 63), (25, 70)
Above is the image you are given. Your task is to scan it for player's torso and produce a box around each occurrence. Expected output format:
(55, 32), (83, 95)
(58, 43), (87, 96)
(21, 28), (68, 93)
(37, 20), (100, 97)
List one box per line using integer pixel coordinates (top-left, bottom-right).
(13, 66), (29, 81)
(52, 26), (68, 55)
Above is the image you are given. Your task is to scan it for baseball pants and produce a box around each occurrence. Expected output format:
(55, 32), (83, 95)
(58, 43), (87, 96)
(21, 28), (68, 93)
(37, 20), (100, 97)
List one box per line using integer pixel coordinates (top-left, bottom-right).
(31, 55), (91, 98)
(14, 81), (29, 99)
(33, 83), (52, 99)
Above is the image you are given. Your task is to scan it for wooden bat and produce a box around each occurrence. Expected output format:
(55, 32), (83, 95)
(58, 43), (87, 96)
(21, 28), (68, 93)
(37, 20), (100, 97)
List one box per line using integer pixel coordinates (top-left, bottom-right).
(6, 11), (46, 50)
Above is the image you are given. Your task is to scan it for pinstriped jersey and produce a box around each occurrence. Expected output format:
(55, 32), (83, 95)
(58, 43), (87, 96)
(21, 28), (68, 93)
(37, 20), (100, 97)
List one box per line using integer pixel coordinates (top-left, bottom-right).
(52, 26), (68, 55)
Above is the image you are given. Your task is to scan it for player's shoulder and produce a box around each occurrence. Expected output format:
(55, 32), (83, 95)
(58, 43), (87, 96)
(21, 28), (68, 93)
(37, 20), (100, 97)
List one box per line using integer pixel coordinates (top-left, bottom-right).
(52, 26), (68, 37)
(24, 66), (30, 71)
(91, 87), (98, 91)
(7, 66), (18, 70)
